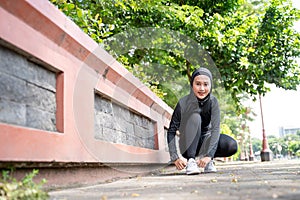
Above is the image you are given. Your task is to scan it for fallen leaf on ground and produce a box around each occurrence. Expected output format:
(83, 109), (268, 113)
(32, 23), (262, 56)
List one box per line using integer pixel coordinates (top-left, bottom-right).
(232, 178), (238, 183)
(210, 178), (218, 183)
(131, 193), (140, 197)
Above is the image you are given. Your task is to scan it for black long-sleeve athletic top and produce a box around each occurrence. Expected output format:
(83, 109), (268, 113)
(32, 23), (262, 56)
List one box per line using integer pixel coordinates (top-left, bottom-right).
(167, 89), (221, 162)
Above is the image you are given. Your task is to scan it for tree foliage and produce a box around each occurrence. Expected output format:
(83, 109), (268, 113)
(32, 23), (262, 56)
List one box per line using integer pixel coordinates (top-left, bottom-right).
(50, 0), (300, 110)
(268, 133), (300, 157)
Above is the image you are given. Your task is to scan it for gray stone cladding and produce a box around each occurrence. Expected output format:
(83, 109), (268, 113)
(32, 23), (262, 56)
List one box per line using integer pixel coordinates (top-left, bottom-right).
(94, 94), (156, 149)
(0, 45), (57, 131)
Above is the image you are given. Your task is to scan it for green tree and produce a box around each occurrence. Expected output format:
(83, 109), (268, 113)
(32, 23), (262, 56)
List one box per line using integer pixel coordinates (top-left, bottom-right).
(283, 134), (300, 157)
(267, 134), (300, 158)
(268, 135), (279, 155)
(251, 137), (262, 153)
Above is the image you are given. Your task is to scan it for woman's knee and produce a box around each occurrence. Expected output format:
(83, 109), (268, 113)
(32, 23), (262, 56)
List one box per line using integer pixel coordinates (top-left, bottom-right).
(229, 139), (238, 155)
(187, 112), (201, 124)
(219, 134), (238, 156)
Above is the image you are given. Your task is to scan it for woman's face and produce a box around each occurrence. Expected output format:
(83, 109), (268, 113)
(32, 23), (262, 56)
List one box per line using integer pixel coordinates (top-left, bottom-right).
(192, 75), (211, 99)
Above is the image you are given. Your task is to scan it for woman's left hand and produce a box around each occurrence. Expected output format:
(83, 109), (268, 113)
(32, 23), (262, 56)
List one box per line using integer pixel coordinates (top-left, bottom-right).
(198, 157), (211, 168)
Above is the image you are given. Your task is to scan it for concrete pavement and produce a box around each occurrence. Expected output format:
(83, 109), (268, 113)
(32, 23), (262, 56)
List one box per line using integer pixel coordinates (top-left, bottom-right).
(49, 159), (300, 200)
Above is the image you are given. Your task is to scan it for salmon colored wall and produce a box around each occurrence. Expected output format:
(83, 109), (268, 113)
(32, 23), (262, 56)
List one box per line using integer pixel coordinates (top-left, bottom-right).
(0, 0), (172, 164)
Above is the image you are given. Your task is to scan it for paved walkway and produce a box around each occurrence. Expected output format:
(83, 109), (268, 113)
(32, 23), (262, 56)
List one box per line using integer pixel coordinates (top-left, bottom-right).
(49, 160), (300, 200)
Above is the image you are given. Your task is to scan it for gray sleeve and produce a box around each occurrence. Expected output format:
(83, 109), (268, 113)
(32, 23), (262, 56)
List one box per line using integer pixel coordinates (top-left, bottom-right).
(167, 103), (181, 162)
(207, 97), (221, 157)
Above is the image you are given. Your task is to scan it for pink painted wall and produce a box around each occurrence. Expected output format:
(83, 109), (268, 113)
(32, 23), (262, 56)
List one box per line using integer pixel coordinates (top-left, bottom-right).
(0, 0), (172, 164)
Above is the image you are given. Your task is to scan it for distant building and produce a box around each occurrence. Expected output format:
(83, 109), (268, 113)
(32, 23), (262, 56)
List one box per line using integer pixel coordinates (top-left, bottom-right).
(279, 126), (300, 137)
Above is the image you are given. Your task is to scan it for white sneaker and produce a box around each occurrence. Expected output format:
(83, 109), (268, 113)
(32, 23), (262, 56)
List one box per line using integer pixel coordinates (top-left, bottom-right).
(204, 160), (217, 173)
(186, 158), (200, 175)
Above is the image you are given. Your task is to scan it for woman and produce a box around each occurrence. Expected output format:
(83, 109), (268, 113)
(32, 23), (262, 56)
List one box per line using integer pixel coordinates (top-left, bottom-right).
(167, 67), (238, 175)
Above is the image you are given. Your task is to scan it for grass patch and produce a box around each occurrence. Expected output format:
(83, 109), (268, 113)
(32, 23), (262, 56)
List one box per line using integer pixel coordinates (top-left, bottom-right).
(0, 169), (49, 200)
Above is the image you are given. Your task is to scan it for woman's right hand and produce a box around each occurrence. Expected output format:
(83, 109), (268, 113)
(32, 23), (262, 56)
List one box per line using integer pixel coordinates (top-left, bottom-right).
(174, 158), (187, 170)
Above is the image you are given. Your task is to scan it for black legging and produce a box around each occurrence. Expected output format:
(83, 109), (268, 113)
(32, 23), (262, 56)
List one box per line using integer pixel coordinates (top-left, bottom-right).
(214, 134), (238, 158)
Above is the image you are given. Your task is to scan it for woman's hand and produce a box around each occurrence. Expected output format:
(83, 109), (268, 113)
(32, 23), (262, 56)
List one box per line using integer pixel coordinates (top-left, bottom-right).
(174, 158), (187, 170)
(198, 157), (211, 168)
